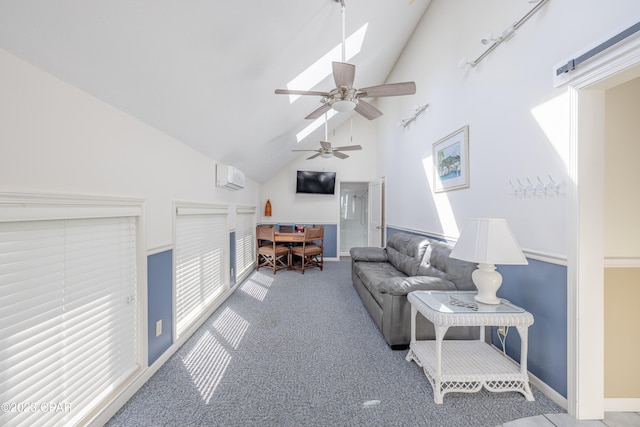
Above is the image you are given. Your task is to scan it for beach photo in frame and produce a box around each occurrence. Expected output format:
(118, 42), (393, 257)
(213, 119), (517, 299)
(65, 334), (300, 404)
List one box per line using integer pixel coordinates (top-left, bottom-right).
(433, 125), (469, 192)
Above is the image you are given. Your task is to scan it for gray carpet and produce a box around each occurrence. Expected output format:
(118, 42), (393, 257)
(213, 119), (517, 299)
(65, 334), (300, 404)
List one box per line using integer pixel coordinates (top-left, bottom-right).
(106, 260), (564, 427)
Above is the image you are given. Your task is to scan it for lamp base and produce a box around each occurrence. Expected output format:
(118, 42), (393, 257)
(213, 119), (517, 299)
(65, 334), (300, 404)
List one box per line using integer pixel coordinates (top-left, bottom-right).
(472, 263), (503, 305)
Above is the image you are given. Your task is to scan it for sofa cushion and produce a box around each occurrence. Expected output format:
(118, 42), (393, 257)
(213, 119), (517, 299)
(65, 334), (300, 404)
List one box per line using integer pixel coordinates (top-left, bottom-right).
(377, 275), (457, 296)
(350, 246), (388, 262)
(417, 240), (476, 291)
(385, 233), (430, 276)
(353, 261), (407, 306)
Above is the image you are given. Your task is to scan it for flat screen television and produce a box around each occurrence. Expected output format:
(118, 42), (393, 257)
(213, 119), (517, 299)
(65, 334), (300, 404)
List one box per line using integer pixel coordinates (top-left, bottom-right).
(296, 170), (336, 195)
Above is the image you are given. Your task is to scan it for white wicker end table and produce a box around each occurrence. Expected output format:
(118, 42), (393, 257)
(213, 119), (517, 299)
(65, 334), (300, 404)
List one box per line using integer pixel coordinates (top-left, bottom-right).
(405, 290), (535, 404)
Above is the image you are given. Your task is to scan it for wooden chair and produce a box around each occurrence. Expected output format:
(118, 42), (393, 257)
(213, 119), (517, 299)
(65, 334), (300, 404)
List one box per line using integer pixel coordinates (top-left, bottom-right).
(256, 225), (289, 274)
(278, 224), (294, 233)
(290, 226), (324, 274)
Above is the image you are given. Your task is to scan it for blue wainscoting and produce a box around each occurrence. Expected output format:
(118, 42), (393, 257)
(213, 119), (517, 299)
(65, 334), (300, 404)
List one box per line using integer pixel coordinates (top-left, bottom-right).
(497, 260), (568, 398)
(386, 226), (568, 398)
(306, 223), (337, 258)
(147, 249), (173, 366)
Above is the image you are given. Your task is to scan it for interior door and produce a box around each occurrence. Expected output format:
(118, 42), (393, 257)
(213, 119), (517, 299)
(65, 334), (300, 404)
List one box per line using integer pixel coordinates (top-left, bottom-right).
(369, 177), (385, 247)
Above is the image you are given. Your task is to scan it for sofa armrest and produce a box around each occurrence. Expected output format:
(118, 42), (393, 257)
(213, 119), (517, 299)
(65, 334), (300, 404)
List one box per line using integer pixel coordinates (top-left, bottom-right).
(377, 275), (457, 296)
(350, 247), (388, 262)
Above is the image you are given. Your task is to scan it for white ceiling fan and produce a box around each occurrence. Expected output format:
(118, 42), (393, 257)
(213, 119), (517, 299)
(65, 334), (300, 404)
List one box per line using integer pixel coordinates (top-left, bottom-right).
(293, 140), (362, 160)
(293, 114), (362, 159)
(275, 0), (416, 120)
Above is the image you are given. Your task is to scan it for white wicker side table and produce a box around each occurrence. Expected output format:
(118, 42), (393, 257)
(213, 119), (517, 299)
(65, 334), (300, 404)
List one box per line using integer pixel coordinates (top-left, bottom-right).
(405, 290), (535, 404)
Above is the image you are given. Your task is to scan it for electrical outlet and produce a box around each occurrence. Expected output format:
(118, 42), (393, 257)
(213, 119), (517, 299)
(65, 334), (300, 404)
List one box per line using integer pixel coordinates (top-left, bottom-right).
(498, 326), (506, 336)
(156, 320), (162, 337)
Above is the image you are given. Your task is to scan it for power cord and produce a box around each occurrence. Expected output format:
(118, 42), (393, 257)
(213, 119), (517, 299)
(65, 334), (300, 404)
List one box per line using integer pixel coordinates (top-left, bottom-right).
(497, 326), (509, 355)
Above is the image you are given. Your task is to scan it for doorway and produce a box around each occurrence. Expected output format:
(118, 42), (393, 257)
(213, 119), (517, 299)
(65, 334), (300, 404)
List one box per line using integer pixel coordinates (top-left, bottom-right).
(562, 39), (640, 419)
(339, 182), (368, 255)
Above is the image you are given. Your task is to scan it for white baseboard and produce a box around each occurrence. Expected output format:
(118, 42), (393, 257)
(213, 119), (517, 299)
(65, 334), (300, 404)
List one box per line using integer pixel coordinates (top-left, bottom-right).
(604, 398), (640, 412)
(528, 370), (568, 410)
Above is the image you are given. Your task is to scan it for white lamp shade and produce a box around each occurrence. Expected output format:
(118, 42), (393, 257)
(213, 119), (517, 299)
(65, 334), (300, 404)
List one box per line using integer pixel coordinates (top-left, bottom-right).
(450, 218), (528, 265)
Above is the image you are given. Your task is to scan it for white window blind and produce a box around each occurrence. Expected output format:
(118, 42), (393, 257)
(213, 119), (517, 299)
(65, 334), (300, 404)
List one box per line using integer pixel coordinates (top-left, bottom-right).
(235, 207), (256, 281)
(175, 209), (228, 338)
(0, 216), (138, 427)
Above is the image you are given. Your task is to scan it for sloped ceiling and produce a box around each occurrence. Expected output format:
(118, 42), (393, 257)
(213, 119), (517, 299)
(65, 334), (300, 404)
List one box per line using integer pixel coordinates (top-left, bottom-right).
(0, 0), (431, 182)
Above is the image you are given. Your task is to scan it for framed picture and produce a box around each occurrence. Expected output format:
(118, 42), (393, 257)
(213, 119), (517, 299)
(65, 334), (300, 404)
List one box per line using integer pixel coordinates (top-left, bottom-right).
(432, 125), (469, 192)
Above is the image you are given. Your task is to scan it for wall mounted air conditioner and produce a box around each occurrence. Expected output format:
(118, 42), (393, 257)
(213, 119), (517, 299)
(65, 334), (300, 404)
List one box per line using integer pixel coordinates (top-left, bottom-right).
(216, 164), (245, 190)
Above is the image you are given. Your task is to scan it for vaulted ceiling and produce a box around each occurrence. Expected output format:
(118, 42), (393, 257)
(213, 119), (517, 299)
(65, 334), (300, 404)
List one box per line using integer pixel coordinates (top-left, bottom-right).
(0, 0), (431, 182)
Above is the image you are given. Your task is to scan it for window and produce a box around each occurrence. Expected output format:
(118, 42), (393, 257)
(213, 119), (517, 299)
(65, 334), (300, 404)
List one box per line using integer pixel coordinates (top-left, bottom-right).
(0, 195), (141, 427)
(235, 206), (256, 282)
(175, 205), (228, 338)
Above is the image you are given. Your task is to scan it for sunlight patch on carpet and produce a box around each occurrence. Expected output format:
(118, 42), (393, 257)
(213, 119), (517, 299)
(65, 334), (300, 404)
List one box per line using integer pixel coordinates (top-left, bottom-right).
(182, 330), (231, 404)
(212, 307), (249, 349)
(239, 272), (274, 301)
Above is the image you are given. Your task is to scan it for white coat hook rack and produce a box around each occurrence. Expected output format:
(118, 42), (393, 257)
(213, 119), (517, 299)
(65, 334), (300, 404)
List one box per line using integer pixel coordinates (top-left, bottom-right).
(546, 174), (559, 195)
(510, 175), (559, 197)
(398, 104), (429, 128)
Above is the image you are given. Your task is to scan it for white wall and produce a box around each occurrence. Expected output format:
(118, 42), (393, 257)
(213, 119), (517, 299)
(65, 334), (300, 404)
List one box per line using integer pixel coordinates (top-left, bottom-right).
(0, 48), (261, 250)
(369, 0), (640, 256)
(260, 113), (377, 224)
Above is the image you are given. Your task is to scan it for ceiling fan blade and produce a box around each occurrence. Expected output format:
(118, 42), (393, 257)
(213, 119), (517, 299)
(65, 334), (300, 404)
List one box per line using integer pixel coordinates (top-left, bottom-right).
(275, 89), (330, 96)
(305, 103), (332, 120)
(354, 100), (383, 120)
(320, 141), (332, 151)
(333, 62), (356, 88)
(333, 144), (362, 151)
(358, 81), (416, 98)
(333, 151), (349, 159)
(292, 149), (321, 152)
(307, 152), (322, 160)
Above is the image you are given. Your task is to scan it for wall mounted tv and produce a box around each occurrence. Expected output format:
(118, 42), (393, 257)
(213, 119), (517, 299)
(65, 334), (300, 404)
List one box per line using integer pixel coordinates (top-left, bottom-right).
(296, 170), (336, 195)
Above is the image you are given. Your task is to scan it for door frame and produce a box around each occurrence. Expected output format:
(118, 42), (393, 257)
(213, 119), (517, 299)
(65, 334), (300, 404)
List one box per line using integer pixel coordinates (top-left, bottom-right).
(369, 176), (385, 247)
(338, 180), (370, 256)
(555, 32), (640, 420)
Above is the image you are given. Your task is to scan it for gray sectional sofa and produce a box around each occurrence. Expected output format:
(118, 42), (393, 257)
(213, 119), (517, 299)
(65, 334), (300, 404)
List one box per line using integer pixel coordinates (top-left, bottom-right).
(350, 232), (480, 348)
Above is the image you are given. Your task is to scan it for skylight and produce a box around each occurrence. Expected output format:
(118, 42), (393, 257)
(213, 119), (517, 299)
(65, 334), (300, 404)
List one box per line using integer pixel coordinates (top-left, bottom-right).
(287, 23), (368, 103)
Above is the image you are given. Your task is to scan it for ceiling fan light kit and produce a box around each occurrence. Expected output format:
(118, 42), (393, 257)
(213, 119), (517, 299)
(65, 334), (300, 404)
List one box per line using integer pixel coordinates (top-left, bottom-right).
(331, 99), (356, 112)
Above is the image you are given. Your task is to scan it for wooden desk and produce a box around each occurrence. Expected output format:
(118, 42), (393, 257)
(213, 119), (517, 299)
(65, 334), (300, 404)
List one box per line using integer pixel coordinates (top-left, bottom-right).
(274, 232), (304, 269)
(274, 232), (305, 243)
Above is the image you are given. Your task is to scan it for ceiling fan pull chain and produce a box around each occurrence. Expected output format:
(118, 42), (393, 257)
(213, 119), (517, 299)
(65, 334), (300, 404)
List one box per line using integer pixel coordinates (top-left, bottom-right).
(324, 112), (329, 141)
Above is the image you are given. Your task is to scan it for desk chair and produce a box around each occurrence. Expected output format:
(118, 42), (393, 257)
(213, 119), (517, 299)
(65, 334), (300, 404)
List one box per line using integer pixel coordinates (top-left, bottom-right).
(290, 226), (324, 274)
(256, 225), (289, 274)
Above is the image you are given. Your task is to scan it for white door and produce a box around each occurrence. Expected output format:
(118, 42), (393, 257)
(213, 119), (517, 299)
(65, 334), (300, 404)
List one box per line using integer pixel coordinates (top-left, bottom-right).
(369, 177), (385, 247)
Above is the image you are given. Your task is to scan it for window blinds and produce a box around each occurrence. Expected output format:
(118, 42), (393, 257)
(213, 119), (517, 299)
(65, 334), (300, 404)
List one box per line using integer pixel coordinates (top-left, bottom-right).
(235, 207), (256, 281)
(0, 216), (138, 427)
(175, 209), (228, 338)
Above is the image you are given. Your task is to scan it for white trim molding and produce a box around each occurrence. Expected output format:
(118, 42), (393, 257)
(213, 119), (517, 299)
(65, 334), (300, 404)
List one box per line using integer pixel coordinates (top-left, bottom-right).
(386, 224), (569, 266)
(604, 257), (640, 268)
(604, 398), (640, 412)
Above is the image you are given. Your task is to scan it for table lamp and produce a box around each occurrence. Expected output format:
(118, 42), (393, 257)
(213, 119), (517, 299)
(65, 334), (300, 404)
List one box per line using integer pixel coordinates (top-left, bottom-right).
(450, 218), (528, 305)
